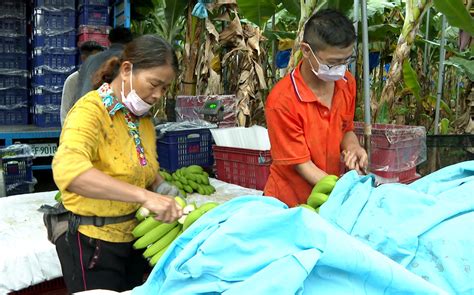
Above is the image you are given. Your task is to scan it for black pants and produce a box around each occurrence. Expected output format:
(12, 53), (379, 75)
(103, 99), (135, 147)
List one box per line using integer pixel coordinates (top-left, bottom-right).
(55, 231), (150, 294)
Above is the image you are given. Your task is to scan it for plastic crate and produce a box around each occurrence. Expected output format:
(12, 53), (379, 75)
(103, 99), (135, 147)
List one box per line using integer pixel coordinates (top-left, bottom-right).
(0, 0), (26, 18)
(79, 5), (110, 26)
(213, 145), (272, 190)
(0, 53), (27, 70)
(0, 35), (27, 54)
(32, 67), (73, 88)
(157, 128), (214, 172)
(78, 0), (109, 6)
(33, 49), (76, 70)
(0, 144), (34, 196)
(0, 108), (28, 125)
(32, 87), (62, 105)
(33, 111), (61, 127)
(78, 32), (110, 47)
(34, 0), (75, 8)
(0, 88), (28, 106)
(353, 122), (426, 182)
(33, 29), (76, 48)
(8, 277), (67, 295)
(0, 73), (28, 89)
(33, 8), (76, 30)
(0, 18), (26, 35)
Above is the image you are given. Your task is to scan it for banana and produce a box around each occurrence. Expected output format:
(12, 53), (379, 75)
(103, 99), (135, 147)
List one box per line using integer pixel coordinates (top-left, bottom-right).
(312, 179), (336, 194)
(199, 174), (210, 185)
(149, 244), (170, 266)
(323, 174), (339, 182)
(183, 185), (193, 193)
(188, 180), (198, 190)
(54, 191), (62, 202)
(202, 171), (209, 178)
(135, 207), (150, 222)
(182, 208), (204, 231)
(179, 189), (187, 198)
(307, 192), (329, 208)
(173, 181), (183, 190)
(132, 216), (161, 238)
(133, 221), (178, 249)
(186, 165), (203, 174)
(198, 202), (219, 213)
(174, 196), (186, 208)
(299, 204), (316, 212)
(185, 173), (198, 182)
(143, 224), (181, 258)
(172, 173), (179, 181)
(196, 185), (205, 195)
(179, 176), (188, 185)
(161, 171), (172, 181)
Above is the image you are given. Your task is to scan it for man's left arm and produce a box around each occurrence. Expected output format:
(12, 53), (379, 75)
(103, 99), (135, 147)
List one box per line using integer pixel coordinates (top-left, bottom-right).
(341, 131), (368, 174)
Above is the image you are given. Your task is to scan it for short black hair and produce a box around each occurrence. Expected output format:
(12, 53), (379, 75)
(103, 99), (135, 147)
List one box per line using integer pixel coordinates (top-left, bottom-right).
(303, 9), (356, 51)
(79, 41), (104, 55)
(108, 27), (133, 44)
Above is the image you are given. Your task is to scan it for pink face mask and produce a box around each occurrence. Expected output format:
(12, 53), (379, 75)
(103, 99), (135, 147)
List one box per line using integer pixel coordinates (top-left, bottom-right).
(121, 65), (153, 116)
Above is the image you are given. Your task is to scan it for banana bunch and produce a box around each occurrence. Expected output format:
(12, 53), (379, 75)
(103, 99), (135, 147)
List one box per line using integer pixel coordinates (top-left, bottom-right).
(158, 165), (216, 198)
(132, 197), (219, 266)
(300, 175), (339, 213)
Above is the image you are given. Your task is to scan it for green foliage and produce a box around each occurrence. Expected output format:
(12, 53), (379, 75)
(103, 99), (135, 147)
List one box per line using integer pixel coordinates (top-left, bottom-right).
(433, 0), (474, 35)
(445, 56), (474, 81)
(237, 0), (280, 27)
(402, 59), (422, 102)
(440, 118), (450, 135)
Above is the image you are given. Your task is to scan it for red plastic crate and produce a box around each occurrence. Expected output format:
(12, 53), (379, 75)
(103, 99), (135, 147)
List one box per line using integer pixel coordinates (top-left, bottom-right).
(7, 277), (67, 295)
(353, 122), (426, 182)
(78, 32), (110, 47)
(213, 145), (271, 190)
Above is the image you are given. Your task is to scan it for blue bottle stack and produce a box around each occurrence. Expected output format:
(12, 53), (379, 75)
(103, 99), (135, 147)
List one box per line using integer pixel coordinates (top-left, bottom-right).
(31, 0), (77, 127)
(0, 1), (28, 125)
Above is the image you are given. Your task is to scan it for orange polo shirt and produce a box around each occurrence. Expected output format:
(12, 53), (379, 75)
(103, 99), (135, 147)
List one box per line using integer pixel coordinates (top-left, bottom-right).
(264, 62), (356, 207)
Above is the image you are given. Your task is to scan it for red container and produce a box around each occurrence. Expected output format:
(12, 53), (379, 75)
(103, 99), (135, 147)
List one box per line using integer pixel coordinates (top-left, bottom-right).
(77, 25), (111, 47)
(353, 122), (426, 182)
(213, 145), (271, 190)
(8, 277), (67, 295)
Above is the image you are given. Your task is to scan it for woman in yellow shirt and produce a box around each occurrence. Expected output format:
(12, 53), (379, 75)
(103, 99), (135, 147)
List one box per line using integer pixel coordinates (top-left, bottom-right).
(52, 35), (182, 293)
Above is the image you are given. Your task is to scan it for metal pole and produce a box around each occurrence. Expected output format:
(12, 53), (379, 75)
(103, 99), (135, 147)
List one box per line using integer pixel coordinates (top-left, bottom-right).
(423, 8), (431, 75)
(351, 0), (360, 75)
(434, 15), (447, 135)
(361, 0), (371, 165)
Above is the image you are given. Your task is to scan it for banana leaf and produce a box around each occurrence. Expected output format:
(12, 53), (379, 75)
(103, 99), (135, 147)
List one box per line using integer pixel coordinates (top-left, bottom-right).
(433, 0), (474, 35)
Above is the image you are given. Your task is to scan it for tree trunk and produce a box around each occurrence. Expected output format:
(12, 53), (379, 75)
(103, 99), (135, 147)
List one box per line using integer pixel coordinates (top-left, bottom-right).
(376, 0), (432, 122)
(181, 1), (203, 95)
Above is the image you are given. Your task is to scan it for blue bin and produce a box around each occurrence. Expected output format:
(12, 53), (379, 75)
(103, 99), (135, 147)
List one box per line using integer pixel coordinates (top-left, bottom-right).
(0, 53), (27, 70)
(33, 50), (76, 70)
(157, 128), (214, 172)
(0, 36), (27, 54)
(32, 87), (63, 105)
(33, 8), (76, 31)
(33, 30), (76, 48)
(0, 88), (28, 106)
(0, 107), (28, 125)
(32, 67), (74, 89)
(78, 5), (110, 26)
(0, 73), (28, 89)
(0, 0), (26, 18)
(34, 0), (75, 8)
(33, 110), (61, 127)
(78, 0), (109, 6)
(0, 18), (26, 36)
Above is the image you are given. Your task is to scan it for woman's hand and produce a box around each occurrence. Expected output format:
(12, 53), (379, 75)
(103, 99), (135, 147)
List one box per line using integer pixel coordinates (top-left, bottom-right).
(140, 191), (183, 223)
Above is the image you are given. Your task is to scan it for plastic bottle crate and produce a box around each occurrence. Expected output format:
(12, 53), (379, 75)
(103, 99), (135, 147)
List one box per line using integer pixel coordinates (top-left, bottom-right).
(0, 53), (27, 70)
(33, 30), (76, 48)
(0, 107), (28, 125)
(0, 0), (26, 18)
(157, 128), (214, 172)
(0, 147), (34, 196)
(33, 50), (76, 70)
(33, 111), (61, 127)
(0, 18), (26, 35)
(33, 8), (76, 31)
(32, 67), (73, 88)
(353, 122), (426, 182)
(0, 73), (28, 89)
(78, 0), (109, 6)
(78, 32), (110, 47)
(0, 36), (27, 54)
(213, 145), (271, 190)
(34, 0), (75, 8)
(78, 5), (110, 26)
(32, 87), (62, 105)
(0, 88), (28, 106)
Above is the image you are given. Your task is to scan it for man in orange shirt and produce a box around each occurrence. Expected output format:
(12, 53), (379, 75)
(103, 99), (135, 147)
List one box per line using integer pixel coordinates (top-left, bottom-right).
(264, 9), (368, 207)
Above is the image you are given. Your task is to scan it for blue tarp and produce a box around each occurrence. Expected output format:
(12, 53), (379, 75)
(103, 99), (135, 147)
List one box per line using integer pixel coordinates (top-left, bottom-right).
(133, 161), (474, 294)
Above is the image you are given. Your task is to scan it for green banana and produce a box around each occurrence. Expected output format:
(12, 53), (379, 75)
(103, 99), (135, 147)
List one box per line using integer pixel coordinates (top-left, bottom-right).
(173, 181), (183, 190)
(196, 185), (205, 195)
(202, 171), (209, 178)
(149, 244), (170, 266)
(186, 165), (203, 174)
(188, 180), (198, 190)
(143, 224), (181, 258)
(299, 204), (317, 212)
(199, 174), (209, 185)
(183, 185), (193, 193)
(307, 192), (329, 208)
(161, 171), (172, 181)
(183, 209), (204, 231)
(179, 189), (187, 198)
(312, 179), (336, 194)
(185, 173), (197, 182)
(132, 216), (162, 238)
(198, 202), (219, 213)
(174, 196), (186, 208)
(133, 221), (178, 249)
(179, 176), (188, 185)
(172, 173), (179, 181)
(323, 174), (339, 182)
(54, 191), (62, 203)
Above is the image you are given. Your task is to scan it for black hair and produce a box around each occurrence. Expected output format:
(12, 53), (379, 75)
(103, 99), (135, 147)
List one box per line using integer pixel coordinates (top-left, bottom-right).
(79, 41), (104, 55)
(108, 27), (133, 44)
(303, 9), (356, 51)
(93, 34), (179, 88)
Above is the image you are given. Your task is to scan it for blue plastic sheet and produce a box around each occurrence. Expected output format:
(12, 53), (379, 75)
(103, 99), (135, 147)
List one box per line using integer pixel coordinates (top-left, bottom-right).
(132, 161), (473, 294)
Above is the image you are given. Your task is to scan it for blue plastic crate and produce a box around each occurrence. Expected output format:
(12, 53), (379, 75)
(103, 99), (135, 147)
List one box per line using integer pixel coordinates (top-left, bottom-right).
(0, 145), (34, 195)
(0, 107), (28, 125)
(0, 18), (26, 35)
(0, 72), (28, 89)
(33, 8), (76, 31)
(33, 30), (76, 48)
(33, 49), (77, 70)
(0, 1), (26, 18)
(157, 128), (214, 172)
(0, 88), (28, 106)
(34, 0), (75, 8)
(78, 0), (109, 6)
(32, 87), (62, 105)
(32, 67), (73, 88)
(78, 5), (110, 26)
(0, 36), (27, 54)
(0, 53), (27, 70)
(33, 111), (61, 127)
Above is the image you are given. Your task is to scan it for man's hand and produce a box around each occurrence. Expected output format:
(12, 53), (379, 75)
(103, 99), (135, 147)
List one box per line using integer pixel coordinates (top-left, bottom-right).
(342, 146), (368, 174)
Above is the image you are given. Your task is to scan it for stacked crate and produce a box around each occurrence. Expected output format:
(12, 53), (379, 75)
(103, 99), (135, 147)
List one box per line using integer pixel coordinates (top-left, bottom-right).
(0, 1), (28, 125)
(77, 0), (111, 48)
(31, 0), (77, 127)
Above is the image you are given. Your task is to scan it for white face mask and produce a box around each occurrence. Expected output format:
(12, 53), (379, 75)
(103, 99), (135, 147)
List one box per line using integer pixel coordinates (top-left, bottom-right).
(307, 47), (347, 82)
(121, 64), (153, 116)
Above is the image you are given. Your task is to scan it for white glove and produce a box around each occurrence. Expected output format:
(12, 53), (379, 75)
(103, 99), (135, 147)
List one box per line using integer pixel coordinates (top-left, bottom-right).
(155, 181), (184, 197)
